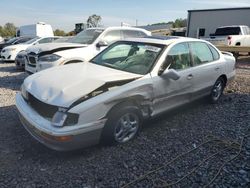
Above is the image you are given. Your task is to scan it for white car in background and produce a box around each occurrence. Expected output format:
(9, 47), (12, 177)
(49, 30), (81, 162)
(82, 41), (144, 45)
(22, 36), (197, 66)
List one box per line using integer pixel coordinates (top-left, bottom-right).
(15, 37), (72, 70)
(25, 27), (151, 73)
(1, 36), (60, 62)
(16, 37), (235, 151)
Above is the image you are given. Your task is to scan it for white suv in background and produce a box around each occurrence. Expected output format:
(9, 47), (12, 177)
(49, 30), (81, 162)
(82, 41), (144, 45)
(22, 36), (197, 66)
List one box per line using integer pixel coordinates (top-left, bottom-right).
(25, 27), (151, 73)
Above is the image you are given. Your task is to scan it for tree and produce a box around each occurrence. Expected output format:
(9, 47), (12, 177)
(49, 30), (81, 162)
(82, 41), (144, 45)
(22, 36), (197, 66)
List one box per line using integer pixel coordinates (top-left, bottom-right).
(172, 18), (187, 28)
(54, 29), (66, 36)
(66, 31), (75, 36)
(0, 23), (16, 37)
(0, 26), (3, 37)
(4, 23), (16, 36)
(87, 14), (102, 28)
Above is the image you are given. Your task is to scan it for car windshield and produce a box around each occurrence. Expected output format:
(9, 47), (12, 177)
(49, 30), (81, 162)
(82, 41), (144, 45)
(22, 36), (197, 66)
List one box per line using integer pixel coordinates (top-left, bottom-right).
(24, 37), (40, 44)
(6, 37), (18, 44)
(90, 41), (164, 75)
(68, 29), (104, 44)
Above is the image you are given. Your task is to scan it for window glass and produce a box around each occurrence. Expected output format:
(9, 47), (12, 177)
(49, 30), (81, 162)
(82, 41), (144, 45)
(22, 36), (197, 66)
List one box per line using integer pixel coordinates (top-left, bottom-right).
(6, 37), (18, 44)
(91, 41), (164, 75)
(168, 43), (192, 70)
(16, 37), (32, 44)
(123, 30), (147, 38)
(215, 27), (241, 35)
(208, 44), (220, 60)
(38, 38), (52, 44)
(190, 42), (214, 65)
(24, 37), (40, 44)
(102, 30), (121, 45)
(69, 29), (104, 44)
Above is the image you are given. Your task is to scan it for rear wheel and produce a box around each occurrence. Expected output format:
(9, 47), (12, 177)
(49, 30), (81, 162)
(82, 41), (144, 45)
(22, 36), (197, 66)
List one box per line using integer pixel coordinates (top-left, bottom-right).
(101, 104), (142, 145)
(209, 77), (225, 103)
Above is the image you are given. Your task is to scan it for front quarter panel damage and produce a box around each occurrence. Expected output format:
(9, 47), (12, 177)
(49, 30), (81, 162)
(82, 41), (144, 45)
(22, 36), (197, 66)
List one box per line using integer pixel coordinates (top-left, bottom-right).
(68, 75), (154, 125)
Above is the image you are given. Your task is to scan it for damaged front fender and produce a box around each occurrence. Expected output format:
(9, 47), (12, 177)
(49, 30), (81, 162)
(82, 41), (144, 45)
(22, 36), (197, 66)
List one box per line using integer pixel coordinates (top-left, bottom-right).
(69, 75), (154, 125)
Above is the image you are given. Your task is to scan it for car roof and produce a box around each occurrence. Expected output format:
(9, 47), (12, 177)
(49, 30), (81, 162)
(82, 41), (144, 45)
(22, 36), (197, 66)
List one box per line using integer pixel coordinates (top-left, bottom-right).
(85, 26), (151, 33)
(121, 36), (203, 45)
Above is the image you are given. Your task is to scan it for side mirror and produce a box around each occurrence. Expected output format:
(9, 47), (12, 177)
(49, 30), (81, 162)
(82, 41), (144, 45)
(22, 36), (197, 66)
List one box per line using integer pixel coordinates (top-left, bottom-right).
(161, 69), (180, 80)
(96, 41), (108, 48)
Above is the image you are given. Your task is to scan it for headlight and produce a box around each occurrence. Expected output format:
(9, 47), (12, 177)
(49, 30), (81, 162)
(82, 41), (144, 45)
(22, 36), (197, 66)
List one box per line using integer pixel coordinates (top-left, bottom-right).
(6, 48), (16, 52)
(38, 54), (61, 62)
(21, 84), (28, 100)
(51, 107), (79, 127)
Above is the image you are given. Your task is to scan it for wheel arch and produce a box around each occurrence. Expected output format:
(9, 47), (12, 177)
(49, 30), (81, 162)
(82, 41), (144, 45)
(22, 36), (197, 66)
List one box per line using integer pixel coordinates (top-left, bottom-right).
(63, 57), (85, 65)
(105, 95), (150, 120)
(219, 74), (227, 86)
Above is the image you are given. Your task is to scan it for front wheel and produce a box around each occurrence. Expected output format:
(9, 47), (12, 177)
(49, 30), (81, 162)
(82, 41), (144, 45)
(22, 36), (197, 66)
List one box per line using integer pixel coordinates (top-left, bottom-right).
(209, 78), (225, 103)
(101, 105), (142, 145)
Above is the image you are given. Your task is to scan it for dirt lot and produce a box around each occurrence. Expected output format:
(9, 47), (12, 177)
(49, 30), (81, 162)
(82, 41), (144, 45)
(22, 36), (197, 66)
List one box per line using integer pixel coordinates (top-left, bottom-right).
(0, 59), (249, 188)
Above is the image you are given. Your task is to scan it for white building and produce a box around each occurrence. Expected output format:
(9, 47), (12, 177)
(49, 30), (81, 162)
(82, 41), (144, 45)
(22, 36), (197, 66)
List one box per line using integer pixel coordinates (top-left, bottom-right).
(187, 7), (250, 38)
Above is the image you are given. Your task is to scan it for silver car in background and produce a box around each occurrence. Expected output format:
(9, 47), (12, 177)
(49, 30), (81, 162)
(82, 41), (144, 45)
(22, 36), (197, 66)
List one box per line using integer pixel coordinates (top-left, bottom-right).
(15, 37), (236, 151)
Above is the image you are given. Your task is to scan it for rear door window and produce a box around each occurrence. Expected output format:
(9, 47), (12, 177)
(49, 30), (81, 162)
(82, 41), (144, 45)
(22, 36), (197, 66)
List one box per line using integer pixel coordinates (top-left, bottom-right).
(215, 27), (241, 35)
(189, 42), (214, 66)
(207, 44), (220, 61)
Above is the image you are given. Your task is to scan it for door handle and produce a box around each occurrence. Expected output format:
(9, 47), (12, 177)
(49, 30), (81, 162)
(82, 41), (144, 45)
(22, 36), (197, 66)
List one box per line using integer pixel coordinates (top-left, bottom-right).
(187, 74), (193, 80)
(215, 67), (220, 71)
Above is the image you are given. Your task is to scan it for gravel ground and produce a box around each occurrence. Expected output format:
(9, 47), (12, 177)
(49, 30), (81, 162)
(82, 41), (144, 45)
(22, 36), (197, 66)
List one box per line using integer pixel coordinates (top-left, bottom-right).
(0, 59), (249, 188)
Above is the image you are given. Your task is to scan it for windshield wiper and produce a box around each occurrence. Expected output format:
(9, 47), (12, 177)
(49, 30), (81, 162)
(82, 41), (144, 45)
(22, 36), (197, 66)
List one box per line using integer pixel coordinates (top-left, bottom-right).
(103, 63), (117, 69)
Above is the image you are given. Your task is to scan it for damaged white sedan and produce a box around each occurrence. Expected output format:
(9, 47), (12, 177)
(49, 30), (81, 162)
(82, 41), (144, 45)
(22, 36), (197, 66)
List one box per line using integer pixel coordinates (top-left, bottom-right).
(15, 37), (235, 151)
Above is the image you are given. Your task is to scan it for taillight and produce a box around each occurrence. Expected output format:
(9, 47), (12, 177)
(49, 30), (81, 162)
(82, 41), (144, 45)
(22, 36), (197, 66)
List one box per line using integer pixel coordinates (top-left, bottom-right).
(228, 36), (232, 45)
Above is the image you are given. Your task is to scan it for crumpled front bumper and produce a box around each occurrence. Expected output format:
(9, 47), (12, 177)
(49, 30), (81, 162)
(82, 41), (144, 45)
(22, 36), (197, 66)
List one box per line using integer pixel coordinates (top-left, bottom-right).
(15, 93), (106, 151)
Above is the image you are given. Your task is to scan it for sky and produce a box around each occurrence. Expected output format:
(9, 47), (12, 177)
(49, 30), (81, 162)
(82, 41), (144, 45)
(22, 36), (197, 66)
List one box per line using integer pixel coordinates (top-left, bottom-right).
(1, 0), (250, 32)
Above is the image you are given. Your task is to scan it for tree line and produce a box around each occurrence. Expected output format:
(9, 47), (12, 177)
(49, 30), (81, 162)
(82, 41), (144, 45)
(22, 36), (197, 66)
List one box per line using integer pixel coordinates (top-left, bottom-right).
(1, 16), (187, 38)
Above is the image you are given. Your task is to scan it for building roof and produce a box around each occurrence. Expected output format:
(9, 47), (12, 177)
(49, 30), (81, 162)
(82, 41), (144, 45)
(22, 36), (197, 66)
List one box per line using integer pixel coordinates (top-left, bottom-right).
(188, 7), (250, 12)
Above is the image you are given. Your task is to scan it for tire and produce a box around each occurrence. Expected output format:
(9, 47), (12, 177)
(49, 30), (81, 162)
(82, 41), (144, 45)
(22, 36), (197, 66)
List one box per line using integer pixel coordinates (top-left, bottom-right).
(101, 104), (142, 145)
(209, 77), (225, 103)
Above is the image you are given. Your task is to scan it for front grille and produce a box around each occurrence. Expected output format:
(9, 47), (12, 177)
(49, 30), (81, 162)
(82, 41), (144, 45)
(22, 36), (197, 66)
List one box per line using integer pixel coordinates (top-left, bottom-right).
(27, 52), (37, 66)
(28, 56), (36, 64)
(28, 93), (58, 119)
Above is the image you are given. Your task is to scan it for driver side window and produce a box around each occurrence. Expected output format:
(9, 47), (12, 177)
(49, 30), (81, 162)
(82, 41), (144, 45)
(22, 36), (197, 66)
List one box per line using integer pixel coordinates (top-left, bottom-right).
(168, 43), (192, 70)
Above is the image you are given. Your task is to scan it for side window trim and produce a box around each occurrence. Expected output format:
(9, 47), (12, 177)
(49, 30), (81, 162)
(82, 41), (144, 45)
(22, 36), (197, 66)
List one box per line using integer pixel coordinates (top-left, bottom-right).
(207, 44), (220, 61)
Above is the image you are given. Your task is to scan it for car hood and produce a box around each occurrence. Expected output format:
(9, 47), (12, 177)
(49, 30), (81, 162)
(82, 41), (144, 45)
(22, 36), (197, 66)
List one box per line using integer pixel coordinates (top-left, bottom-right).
(24, 62), (142, 107)
(26, 43), (87, 54)
(3, 44), (30, 50)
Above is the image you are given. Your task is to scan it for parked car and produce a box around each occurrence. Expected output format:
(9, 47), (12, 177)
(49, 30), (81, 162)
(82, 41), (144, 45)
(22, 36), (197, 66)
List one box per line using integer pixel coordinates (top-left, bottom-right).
(202, 25), (250, 46)
(0, 36), (33, 52)
(15, 37), (71, 70)
(25, 27), (151, 73)
(1, 36), (60, 62)
(16, 37), (235, 151)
